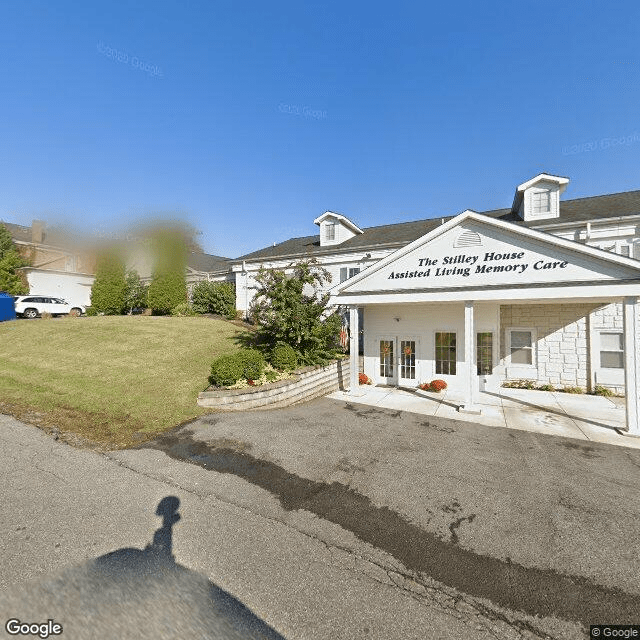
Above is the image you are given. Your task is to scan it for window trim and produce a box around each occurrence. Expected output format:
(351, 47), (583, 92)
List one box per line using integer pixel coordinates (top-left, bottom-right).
(324, 221), (336, 241)
(433, 330), (457, 376)
(476, 330), (494, 375)
(506, 327), (537, 368)
(339, 266), (361, 283)
(598, 330), (624, 370)
(530, 190), (551, 215)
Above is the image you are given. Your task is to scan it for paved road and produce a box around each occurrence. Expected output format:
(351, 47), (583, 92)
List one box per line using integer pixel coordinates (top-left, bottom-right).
(1, 399), (640, 639)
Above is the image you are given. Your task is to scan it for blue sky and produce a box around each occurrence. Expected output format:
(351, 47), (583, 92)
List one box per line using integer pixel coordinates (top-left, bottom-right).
(2, 0), (640, 258)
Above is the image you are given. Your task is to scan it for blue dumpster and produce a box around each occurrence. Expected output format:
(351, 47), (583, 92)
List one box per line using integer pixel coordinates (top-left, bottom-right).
(0, 292), (16, 321)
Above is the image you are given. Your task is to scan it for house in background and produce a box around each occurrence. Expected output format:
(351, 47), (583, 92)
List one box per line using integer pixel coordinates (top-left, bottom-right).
(2, 220), (96, 306)
(2, 219), (232, 307)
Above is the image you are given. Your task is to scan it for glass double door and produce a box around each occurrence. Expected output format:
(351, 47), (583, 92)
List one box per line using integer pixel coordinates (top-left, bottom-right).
(378, 337), (417, 387)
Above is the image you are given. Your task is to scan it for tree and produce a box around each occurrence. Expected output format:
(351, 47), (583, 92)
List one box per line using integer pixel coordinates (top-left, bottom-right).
(146, 229), (187, 314)
(250, 260), (342, 365)
(191, 281), (235, 317)
(91, 251), (127, 314)
(0, 224), (29, 295)
(123, 270), (147, 314)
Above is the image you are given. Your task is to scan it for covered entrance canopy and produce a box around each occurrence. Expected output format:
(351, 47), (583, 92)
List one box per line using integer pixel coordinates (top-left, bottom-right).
(329, 211), (640, 436)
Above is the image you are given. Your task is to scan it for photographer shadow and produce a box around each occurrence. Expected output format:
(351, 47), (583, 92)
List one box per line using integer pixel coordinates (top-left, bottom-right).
(1, 496), (285, 640)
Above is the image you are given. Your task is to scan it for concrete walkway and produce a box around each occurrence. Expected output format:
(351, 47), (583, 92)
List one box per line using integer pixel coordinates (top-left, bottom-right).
(327, 385), (640, 450)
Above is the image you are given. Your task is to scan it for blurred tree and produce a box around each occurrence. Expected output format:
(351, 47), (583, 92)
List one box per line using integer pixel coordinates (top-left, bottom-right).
(91, 250), (127, 314)
(0, 223), (29, 295)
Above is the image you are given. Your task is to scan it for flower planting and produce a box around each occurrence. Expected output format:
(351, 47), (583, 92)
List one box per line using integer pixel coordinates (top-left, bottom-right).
(419, 379), (448, 393)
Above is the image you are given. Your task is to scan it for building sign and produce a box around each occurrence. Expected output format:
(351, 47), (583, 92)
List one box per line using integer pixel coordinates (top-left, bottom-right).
(340, 220), (639, 294)
(388, 251), (569, 280)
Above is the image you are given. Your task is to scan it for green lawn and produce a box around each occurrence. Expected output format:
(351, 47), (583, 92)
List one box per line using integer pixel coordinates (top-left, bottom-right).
(0, 315), (247, 448)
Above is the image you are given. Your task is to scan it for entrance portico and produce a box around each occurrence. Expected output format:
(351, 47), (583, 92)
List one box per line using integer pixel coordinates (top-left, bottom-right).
(331, 211), (640, 436)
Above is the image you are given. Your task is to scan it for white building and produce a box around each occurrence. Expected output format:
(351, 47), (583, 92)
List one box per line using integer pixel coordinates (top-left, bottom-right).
(230, 174), (640, 436)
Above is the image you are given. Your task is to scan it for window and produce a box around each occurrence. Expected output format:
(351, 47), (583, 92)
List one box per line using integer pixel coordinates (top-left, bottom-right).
(600, 332), (624, 369)
(509, 330), (534, 365)
(325, 222), (336, 241)
(400, 340), (416, 380)
(339, 267), (360, 283)
(435, 332), (456, 375)
(379, 340), (394, 377)
(476, 332), (493, 375)
(531, 190), (551, 214)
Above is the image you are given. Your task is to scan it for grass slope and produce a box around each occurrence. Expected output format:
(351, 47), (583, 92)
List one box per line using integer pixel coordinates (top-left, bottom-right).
(0, 316), (246, 448)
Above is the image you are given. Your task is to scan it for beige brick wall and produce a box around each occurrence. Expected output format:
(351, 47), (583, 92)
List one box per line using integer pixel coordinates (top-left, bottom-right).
(500, 303), (601, 390)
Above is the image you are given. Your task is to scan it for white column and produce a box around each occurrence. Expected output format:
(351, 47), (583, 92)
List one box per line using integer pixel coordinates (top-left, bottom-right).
(349, 306), (362, 396)
(459, 300), (481, 414)
(623, 296), (640, 436)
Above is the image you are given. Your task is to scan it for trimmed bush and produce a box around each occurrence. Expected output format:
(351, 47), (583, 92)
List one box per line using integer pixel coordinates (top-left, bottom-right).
(239, 349), (265, 380)
(270, 343), (298, 371)
(91, 251), (127, 314)
(209, 354), (245, 387)
(85, 306), (98, 317)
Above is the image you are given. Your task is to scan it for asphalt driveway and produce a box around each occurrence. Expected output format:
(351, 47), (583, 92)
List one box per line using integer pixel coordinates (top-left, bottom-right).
(2, 398), (640, 639)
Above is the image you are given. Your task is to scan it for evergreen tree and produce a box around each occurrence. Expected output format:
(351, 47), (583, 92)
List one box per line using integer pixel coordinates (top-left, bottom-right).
(90, 251), (127, 314)
(0, 223), (29, 295)
(146, 229), (187, 314)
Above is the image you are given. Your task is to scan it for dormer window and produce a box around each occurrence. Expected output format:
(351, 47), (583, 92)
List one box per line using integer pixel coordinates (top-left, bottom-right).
(314, 211), (363, 247)
(531, 190), (551, 215)
(511, 174), (569, 222)
(325, 221), (336, 241)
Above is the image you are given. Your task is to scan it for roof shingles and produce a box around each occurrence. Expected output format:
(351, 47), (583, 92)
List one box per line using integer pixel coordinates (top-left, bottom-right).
(235, 189), (640, 263)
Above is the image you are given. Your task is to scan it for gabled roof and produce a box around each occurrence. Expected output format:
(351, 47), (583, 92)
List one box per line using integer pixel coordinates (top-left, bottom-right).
(512, 173), (570, 212)
(186, 252), (231, 274)
(313, 211), (363, 234)
(330, 210), (640, 304)
(234, 188), (640, 263)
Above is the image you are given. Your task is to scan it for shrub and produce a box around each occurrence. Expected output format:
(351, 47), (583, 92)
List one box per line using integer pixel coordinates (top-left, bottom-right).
(265, 369), (279, 383)
(209, 354), (245, 387)
(85, 306), (97, 317)
(502, 379), (536, 390)
(561, 386), (583, 394)
(171, 302), (198, 317)
(91, 251), (127, 314)
(191, 281), (236, 317)
(270, 343), (298, 371)
(239, 349), (265, 380)
(148, 271), (187, 315)
(594, 385), (614, 397)
(538, 384), (555, 391)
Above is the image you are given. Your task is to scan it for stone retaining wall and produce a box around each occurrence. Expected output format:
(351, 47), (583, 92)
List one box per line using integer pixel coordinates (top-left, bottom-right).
(197, 359), (348, 410)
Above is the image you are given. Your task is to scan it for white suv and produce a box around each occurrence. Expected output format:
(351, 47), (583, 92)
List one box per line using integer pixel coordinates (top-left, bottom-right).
(14, 296), (85, 318)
